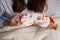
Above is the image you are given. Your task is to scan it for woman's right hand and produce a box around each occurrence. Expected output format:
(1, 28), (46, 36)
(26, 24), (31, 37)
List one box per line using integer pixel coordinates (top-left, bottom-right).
(3, 14), (22, 26)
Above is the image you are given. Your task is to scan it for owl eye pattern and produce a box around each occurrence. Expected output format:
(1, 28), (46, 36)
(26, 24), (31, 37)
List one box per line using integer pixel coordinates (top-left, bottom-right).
(29, 16), (32, 18)
(37, 16), (41, 20)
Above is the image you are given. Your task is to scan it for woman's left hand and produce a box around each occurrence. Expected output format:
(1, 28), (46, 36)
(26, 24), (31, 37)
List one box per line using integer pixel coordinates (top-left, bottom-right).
(47, 23), (58, 30)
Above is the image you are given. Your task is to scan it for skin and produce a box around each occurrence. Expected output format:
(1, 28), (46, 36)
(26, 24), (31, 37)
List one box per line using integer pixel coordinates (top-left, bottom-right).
(3, 14), (22, 26)
(47, 23), (58, 30)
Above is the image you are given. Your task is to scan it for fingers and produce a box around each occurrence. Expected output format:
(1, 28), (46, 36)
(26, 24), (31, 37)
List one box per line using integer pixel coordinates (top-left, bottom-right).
(11, 14), (19, 21)
(11, 13), (22, 26)
(47, 23), (58, 30)
(47, 24), (53, 30)
(17, 20), (22, 26)
(53, 24), (58, 30)
(19, 13), (24, 20)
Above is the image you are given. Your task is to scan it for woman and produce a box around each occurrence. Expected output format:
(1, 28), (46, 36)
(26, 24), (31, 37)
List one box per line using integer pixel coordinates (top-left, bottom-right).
(0, 0), (57, 40)
(1, 0), (57, 30)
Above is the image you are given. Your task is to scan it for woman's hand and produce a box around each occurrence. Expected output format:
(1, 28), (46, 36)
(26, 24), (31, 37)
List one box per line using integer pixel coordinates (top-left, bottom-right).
(47, 23), (58, 30)
(3, 14), (22, 26)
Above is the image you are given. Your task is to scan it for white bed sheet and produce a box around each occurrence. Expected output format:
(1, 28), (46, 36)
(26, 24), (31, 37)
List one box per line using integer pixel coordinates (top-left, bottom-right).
(0, 13), (60, 40)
